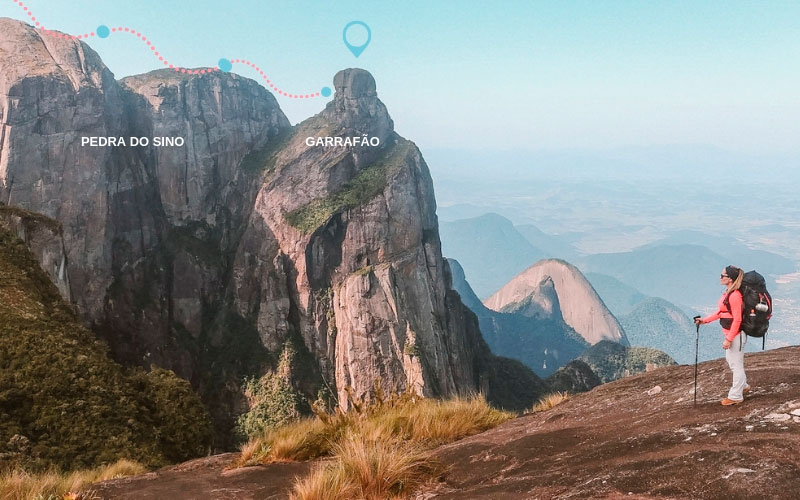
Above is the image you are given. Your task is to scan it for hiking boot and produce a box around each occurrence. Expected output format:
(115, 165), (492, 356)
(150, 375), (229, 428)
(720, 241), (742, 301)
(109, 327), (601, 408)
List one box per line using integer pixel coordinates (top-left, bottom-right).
(721, 398), (743, 406)
(743, 385), (751, 394)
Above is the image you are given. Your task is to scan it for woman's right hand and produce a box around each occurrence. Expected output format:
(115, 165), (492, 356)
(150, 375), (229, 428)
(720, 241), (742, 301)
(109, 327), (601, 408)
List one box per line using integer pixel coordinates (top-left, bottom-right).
(694, 317), (703, 326)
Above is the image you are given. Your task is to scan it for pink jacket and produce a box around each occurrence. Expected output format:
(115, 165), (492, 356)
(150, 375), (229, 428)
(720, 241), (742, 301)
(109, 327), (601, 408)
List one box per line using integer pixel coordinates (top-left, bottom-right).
(701, 290), (743, 341)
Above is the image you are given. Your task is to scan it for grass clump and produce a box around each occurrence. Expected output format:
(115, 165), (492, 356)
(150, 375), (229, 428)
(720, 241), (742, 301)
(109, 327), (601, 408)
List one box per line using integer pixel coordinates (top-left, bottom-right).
(237, 386), (512, 467)
(235, 381), (513, 498)
(530, 392), (570, 413)
(0, 459), (146, 500)
(285, 139), (412, 233)
(291, 435), (440, 500)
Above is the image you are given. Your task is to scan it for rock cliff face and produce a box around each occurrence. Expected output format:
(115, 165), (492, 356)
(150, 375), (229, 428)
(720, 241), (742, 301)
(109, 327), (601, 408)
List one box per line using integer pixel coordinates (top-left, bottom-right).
(0, 18), (525, 442)
(0, 203), (70, 301)
(449, 258), (588, 376)
(230, 68), (517, 408)
(484, 258), (628, 346)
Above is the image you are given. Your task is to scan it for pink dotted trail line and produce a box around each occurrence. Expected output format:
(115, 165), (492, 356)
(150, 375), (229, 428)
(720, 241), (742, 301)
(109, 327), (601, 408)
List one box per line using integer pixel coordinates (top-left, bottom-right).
(9, 0), (321, 99)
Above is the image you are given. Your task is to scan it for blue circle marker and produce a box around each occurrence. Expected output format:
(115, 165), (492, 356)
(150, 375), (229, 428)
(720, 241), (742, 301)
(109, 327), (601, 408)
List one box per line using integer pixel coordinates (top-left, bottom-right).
(343, 21), (371, 58)
(321, 86), (332, 97)
(218, 58), (232, 72)
(96, 25), (110, 38)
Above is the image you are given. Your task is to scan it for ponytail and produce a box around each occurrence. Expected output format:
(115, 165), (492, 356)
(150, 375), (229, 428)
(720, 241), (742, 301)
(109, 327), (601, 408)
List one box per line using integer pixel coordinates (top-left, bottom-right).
(727, 266), (744, 293)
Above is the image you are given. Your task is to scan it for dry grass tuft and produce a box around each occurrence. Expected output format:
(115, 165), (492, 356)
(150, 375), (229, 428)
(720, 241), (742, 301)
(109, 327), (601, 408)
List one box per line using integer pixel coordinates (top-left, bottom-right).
(291, 434), (442, 500)
(530, 392), (570, 413)
(0, 459), (146, 500)
(235, 383), (514, 499)
(236, 388), (512, 467)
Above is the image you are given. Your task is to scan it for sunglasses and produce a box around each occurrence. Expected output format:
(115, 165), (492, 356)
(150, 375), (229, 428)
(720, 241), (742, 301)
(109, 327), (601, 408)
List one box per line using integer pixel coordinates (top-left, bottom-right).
(720, 274), (729, 279)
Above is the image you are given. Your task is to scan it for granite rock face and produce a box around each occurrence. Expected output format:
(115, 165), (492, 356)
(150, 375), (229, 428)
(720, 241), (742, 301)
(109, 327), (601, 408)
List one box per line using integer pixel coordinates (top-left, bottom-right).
(1, 19), (525, 443)
(0, 18), (126, 320)
(232, 68), (505, 407)
(485, 258), (629, 346)
(0, 204), (70, 301)
(448, 258), (589, 377)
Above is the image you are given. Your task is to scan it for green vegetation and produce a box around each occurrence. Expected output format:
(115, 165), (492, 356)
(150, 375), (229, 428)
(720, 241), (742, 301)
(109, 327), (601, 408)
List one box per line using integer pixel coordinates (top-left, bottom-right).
(285, 139), (412, 233)
(0, 203), (62, 235)
(235, 343), (304, 440)
(235, 383), (512, 499)
(579, 340), (676, 383)
(352, 265), (373, 277)
(240, 126), (297, 174)
(0, 228), (212, 471)
(403, 339), (421, 357)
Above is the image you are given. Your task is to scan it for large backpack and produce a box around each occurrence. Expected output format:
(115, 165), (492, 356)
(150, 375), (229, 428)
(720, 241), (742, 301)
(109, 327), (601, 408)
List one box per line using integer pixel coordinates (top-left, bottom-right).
(725, 270), (773, 349)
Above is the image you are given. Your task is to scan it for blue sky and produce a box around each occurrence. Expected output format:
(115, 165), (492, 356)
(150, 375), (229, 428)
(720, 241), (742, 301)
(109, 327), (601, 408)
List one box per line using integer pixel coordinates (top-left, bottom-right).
(2, 0), (799, 154)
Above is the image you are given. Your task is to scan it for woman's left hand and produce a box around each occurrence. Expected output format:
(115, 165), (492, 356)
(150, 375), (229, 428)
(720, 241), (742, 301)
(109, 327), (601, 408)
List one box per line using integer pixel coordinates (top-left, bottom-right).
(722, 339), (732, 350)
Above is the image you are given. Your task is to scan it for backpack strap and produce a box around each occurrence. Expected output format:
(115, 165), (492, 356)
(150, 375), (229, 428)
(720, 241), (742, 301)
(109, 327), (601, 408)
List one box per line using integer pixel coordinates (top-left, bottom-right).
(723, 290), (733, 314)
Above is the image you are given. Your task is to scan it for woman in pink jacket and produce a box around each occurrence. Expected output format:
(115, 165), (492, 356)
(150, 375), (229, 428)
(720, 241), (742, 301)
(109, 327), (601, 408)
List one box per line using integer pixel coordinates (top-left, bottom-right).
(694, 265), (750, 405)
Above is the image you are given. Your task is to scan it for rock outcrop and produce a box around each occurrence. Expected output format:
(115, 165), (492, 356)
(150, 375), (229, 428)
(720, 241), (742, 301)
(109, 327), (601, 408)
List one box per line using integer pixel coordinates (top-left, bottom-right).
(0, 203), (70, 300)
(449, 258), (589, 376)
(484, 258), (628, 346)
(0, 18), (529, 444)
(426, 345), (800, 499)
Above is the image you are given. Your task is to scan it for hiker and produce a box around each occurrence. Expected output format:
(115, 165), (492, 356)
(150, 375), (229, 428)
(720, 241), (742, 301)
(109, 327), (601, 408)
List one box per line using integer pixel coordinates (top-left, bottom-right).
(694, 265), (750, 406)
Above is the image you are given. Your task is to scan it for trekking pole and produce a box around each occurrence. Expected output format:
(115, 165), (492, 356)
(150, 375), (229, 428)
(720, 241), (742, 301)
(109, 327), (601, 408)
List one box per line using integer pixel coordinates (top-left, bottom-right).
(693, 316), (701, 407)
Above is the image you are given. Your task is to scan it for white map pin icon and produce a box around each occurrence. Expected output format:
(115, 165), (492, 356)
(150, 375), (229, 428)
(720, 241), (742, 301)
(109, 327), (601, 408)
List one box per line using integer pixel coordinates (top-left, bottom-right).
(343, 21), (371, 58)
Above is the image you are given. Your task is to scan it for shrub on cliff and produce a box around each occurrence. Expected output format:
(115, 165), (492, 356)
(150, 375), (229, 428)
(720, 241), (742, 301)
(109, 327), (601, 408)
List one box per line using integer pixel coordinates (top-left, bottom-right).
(235, 343), (304, 441)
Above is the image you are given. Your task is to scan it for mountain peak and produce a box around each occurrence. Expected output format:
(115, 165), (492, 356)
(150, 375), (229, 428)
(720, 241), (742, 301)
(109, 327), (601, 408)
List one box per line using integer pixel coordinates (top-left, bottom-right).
(333, 68), (377, 99)
(485, 259), (627, 346)
(323, 68), (394, 141)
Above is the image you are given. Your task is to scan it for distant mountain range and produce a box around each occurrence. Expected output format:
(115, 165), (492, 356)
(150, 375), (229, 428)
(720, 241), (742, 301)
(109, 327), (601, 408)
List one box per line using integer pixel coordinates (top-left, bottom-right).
(439, 212), (794, 316)
(584, 272), (648, 317)
(577, 244), (735, 312)
(440, 214), (548, 299)
(637, 230), (795, 277)
(439, 213), (780, 365)
(440, 213), (580, 298)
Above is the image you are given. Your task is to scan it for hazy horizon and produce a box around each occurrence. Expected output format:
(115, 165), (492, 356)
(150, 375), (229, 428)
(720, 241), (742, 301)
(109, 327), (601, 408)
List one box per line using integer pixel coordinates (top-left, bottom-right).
(2, 1), (800, 155)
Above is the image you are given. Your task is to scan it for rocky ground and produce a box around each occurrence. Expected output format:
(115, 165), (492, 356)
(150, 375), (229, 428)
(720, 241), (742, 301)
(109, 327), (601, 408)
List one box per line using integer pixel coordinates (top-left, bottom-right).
(425, 345), (800, 500)
(94, 346), (800, 499)
(92, 454), (309, 499)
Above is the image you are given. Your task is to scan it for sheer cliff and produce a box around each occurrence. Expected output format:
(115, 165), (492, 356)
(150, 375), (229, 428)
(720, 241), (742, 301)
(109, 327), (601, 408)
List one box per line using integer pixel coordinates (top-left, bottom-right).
(0, 18), (535, 444)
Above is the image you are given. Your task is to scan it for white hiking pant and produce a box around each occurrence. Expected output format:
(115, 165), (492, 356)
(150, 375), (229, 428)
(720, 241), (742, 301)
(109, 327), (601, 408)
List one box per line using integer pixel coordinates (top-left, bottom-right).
(725, 334), (747, 401)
